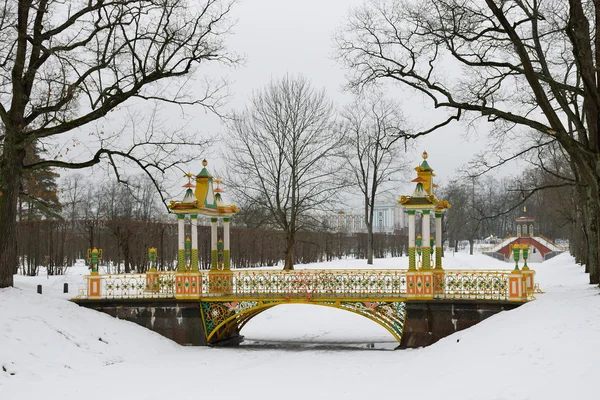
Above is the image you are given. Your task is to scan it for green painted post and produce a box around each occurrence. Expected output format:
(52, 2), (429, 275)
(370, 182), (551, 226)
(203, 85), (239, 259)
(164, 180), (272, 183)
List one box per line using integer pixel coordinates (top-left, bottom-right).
(522, 246), (529, 270)
(217, 239), (224, 270)
(512, 245), (521, 271)
(88, 248), (102, 275)
(177, 214), (186, 272)
(148, 247), (157, 271)
(185, 237), (191, 270)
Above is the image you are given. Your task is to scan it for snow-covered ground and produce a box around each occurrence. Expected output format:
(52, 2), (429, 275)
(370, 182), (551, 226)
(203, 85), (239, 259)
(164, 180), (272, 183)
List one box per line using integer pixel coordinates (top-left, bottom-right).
(1, 253), (599, 400)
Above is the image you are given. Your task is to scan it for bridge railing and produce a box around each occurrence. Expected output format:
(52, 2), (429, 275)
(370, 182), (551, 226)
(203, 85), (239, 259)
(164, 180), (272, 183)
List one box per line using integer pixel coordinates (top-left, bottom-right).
(228, 269), (407, 298)
(77, 268), (534, 302)
(80, 272), (177, 299)
(435, 270), (512, 301)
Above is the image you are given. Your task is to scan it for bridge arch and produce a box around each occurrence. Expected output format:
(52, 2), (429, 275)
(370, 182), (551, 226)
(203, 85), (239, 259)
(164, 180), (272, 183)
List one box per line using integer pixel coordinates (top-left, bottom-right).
(200, 300), (407, 345)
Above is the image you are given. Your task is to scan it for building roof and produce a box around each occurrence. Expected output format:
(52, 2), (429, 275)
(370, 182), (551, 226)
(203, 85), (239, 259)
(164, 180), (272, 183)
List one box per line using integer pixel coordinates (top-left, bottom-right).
(169, 160), (239, 217)
(399, 151), (451, 211)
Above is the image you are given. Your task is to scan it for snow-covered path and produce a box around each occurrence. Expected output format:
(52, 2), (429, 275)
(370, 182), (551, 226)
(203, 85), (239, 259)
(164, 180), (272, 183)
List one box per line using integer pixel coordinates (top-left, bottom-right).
(1, 253), (599, 400)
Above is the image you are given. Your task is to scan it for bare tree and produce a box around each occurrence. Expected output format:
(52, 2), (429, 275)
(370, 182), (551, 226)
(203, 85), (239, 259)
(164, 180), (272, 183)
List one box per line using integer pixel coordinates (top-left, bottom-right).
(61, 173), (85, 225)
(341, 94), (409, 264)
(0, 0), (237, 287)
(225, 75), (345, 270)
(336, 0), (600, 284)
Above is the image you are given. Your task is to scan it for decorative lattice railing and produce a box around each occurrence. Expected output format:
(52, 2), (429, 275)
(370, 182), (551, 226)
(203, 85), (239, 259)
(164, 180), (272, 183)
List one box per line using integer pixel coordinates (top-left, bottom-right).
(100, 272), (177, 299)
(434, 270), (512, 301)
(229, 269), (406, 298)
(77, 268), (531, 302)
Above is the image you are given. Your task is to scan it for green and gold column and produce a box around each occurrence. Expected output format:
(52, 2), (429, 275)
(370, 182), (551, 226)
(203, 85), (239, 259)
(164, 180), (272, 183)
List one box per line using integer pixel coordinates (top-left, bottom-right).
(210, 218), (218, 270)
(146, 248), (159, 293)
(177, 214), (186, 271)
(522, 245), (529, 270)
(148, 247), (157, 271)
(190, 214), (199, 271)
(435, 211), (443, 269)
(185, 237), (191, 270)
(422, 210), (431, 270)
(408, 210), (416, 270)
(223, 218), (231, 270)
(521, 246), (535, 295)
(512, 245), (521, 271)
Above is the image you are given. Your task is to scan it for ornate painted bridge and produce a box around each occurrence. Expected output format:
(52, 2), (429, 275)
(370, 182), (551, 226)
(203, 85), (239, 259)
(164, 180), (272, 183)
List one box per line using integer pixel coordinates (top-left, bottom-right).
(74, 154), (538, 348)
(76, 268), (536, 347)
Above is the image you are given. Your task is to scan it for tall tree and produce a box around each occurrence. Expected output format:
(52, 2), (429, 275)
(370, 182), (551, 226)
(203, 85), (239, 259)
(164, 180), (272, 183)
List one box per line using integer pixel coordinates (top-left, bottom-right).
(0, 0), (236, 287)
(337, 0), (600, 284)
(225, 75), (345, 270)
(341, 94), (409, 264)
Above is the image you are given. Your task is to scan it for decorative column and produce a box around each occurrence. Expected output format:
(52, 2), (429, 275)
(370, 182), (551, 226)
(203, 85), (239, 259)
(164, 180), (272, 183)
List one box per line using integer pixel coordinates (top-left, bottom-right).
(408, 210), (416, 270)
(87, 247), (102, 275)
(223, 218), (231, 270)
(435, 212), (443, 269)
(210, 218), (218, 270)
(422, 210), (431, 270)
(87, 248), (102, 299)
(512, 245), (521, 271)
(432, 211), (445, 296)
(177, 214), (185, 271)
(185, 237), (191, 269)
(146, 248), (159, 293)
(521, 245), (535, 296)
(148, 247), (157, 271)
(190, 214), (199, 271)
(508, 246), (527, 302)
(407, 231), (433, 300)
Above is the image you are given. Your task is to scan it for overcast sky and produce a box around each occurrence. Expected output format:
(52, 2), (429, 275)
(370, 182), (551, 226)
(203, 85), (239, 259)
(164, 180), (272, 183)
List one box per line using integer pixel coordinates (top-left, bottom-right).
(208, 0), (493, 190)
(63, 0), (497, 200)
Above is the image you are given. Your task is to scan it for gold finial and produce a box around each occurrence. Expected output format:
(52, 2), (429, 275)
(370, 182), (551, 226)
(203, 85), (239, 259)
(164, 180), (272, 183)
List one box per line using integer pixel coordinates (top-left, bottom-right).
(422, 150), (428, 159)
(184, 173), (194, 184)
(202, 159), (208, 167)
(524, 206), (527, 213)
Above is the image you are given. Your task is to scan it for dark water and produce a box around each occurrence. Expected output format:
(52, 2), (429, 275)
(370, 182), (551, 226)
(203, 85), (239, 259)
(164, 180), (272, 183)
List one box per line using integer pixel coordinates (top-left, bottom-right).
(239, 338), (399, 351)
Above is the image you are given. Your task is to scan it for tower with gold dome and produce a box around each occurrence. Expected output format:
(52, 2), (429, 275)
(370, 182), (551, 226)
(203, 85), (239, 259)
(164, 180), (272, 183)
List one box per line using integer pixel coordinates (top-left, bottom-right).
(399, 151), (451, 271)
(169, 160), (239, 272)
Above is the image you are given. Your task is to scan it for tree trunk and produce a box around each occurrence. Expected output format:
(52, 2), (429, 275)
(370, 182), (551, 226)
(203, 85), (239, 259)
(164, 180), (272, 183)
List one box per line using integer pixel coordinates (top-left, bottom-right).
(283, 233), (295, 270)
(0, 140), (26, 288)
(366, 222), (374, 264)
(124, 237), (131, 274)
(584, 187), (600, 284)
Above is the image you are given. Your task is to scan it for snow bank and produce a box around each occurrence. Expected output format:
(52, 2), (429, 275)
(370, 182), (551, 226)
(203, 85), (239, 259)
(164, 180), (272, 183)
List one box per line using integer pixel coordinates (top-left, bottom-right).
(1, 253), (598, 400)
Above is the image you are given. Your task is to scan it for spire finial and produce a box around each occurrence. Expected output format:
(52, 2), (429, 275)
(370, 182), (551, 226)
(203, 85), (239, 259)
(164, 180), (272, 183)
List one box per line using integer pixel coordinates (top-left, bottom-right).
(202, 159), (208, 167)
(183, 172), (195, 188)
(422, 150), (428, 160)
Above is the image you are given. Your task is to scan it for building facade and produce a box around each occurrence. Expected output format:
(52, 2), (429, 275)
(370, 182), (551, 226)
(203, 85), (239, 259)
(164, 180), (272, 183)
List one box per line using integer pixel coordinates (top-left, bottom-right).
(329, 203), (408, 234)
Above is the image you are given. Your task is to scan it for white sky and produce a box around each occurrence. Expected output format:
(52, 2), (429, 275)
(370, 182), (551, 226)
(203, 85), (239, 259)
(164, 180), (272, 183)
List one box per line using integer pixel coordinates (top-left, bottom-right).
(59, 0), (500, 199)
(209, 0), (494, 188)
